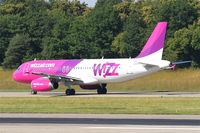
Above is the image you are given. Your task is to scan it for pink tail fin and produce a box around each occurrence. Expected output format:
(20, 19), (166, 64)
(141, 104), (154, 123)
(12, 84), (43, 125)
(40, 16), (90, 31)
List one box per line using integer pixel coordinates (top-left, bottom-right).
(136, 22), (168, 59)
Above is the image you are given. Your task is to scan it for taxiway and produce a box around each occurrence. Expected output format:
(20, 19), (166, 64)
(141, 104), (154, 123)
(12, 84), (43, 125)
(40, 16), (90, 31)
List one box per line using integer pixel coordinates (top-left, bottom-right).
(1, 91), (200, 97)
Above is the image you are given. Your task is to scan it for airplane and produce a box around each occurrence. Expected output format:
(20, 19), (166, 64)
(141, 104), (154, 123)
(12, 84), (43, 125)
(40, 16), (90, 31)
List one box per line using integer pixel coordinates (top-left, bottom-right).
(12, 22), (191, 95)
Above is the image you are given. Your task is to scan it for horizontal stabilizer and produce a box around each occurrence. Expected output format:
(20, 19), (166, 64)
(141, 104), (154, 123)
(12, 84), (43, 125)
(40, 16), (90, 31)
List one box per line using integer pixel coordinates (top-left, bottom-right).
(137, 60), (170, 68)
(172, 61), (192, 65)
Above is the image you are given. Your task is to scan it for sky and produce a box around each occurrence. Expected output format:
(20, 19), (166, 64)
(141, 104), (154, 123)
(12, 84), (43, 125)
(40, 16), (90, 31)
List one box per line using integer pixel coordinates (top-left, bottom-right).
(79, 0), (97, 7)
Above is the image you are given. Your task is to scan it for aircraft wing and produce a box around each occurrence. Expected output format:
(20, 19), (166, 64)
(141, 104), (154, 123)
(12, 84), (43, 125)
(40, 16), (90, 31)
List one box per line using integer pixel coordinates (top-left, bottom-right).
(28, 72), (83, 83)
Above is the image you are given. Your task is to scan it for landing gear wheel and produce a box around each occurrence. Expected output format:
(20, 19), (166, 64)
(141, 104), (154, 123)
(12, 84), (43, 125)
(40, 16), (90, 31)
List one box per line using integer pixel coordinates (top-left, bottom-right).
(97, 87), (107, 94)
(31, 90), (37, 95)
(65, 89), (75, 95)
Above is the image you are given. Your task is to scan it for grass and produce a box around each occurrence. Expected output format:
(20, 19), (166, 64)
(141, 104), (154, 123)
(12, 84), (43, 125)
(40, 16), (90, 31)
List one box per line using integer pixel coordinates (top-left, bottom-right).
(109, 69), (200, 92)
(1, 68), (200, 92)
(1, 97), (200, 114)
(1, 68), (200, 115)
(0, 69), (29, 91)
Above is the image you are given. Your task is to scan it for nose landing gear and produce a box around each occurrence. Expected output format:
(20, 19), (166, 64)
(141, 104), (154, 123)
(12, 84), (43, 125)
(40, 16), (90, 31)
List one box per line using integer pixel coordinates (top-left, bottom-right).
(31, 90), (37, 95)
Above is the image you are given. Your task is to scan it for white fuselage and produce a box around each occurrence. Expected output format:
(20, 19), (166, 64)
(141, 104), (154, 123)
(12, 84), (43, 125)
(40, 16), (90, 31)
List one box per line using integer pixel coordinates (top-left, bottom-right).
(67, 58), (165, 84)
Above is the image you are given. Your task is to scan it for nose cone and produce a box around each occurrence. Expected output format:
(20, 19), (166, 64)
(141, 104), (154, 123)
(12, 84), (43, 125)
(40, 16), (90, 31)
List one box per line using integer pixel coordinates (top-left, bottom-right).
(12, 71), (19, 82)
(12, 71), (25, 83)
(12, 65), (32, 83)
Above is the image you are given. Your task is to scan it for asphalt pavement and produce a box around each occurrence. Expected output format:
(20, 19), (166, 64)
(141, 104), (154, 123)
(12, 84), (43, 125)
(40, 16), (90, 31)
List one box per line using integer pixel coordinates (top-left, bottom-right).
(1, 91), (200, 97)
(1, 92), (200, 133)
(1, 114), (200, 133)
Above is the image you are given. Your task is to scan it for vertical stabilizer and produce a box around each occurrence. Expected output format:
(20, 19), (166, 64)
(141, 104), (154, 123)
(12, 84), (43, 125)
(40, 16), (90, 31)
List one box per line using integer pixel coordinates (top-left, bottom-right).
(136, 22), (167, 60)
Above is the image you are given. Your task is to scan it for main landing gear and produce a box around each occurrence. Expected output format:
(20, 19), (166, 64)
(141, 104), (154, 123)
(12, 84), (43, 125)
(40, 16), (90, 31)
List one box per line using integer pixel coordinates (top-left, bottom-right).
(65, 83), (75, 95)
(97, 84), (107, 94)
(31, 90), (37, 95)
(65, 89), (75, 95)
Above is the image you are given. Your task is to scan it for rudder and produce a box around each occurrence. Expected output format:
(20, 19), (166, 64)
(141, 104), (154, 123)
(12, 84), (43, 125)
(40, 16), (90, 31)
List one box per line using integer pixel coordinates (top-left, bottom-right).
(136, 22), (168, 60)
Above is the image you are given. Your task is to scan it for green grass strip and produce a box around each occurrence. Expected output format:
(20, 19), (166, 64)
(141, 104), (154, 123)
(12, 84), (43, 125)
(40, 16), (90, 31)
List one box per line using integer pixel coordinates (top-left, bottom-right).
(1, 97), (200, 114)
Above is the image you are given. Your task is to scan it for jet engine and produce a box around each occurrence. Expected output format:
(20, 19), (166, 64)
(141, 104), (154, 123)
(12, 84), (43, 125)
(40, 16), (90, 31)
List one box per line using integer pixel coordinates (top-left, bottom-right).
(31, 78), (58, 91)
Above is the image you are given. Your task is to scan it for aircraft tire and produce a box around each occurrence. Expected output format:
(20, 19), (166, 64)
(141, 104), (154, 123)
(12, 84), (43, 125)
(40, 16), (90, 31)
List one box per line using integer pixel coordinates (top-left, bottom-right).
(31, 90), (37, 95)
(65, 89), (75, 95)
(97, 87), (107, 94)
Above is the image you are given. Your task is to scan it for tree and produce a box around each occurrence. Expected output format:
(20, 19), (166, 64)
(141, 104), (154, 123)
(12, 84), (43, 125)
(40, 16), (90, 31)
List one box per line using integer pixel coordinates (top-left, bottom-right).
(113, 0), (132, 21)
(112, 10), (146, 57)
(190, 21), (200, 67)
(67, 17), (95, 59)
(165, 28), (192, 61)
(51, 0), (88, 16)
(165, 21), (200, 67)
(20, 0), (54, 61)
(86, 0), (123, 58)
(154, 0), (198, 37)
(40, 8), (70, 59)
(2, 34), (30, 68)
(0, 0), (200, 68)
(0, 16), (10, 64)
(0, 0), (52, 63)
(0, 14), (24, 64)
(41, 37), (71, 59)
(41, 0), (89, 59)
(0, 2), (25, 15)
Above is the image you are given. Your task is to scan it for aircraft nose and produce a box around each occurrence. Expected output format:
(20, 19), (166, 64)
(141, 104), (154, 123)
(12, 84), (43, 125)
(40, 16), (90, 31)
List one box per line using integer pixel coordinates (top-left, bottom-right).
(12, 71), (19, 82)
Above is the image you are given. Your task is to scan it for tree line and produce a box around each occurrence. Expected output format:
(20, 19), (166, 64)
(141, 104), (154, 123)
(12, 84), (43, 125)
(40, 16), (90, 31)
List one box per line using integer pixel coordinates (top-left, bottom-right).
(0, 0), (199, 68)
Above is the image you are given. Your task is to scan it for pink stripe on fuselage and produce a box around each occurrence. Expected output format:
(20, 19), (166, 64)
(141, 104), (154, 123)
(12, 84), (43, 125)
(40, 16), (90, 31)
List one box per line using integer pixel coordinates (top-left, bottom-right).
(28, 60), (81, 75)
(13, 60), (82, 83)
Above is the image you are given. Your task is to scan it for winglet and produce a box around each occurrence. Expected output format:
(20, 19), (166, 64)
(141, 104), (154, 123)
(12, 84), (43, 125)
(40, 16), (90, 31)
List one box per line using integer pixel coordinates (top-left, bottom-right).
(136, 22), (168, 59)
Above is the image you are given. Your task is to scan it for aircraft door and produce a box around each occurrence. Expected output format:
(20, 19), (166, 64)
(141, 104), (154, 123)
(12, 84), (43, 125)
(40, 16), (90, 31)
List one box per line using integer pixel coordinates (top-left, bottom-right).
(125, 60), (134, 75)
(23, 63), (30, 75)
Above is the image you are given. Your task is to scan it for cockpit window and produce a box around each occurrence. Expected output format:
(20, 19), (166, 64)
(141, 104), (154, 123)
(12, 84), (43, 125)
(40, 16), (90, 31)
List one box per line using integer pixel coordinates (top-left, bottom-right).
(17, 67), (20, 71)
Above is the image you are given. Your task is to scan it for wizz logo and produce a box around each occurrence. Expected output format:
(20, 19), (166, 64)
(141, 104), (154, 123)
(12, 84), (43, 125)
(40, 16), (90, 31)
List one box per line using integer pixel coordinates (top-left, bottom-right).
(93, 63), (120, 78)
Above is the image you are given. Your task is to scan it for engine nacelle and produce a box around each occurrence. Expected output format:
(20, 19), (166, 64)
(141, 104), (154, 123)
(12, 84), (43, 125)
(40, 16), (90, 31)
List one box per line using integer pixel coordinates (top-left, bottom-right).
(80, 84), (106, 90)
(31, 78), (58, 91)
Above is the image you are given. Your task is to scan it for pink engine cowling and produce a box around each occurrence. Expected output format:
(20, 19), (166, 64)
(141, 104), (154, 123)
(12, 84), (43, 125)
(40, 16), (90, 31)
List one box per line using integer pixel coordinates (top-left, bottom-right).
(31, 79), (58, 91)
